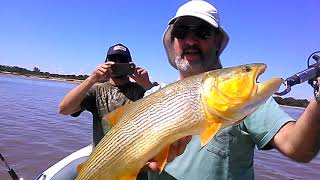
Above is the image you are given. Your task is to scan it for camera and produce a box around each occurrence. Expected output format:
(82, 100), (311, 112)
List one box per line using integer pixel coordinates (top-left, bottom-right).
(110, 63), (135, 76)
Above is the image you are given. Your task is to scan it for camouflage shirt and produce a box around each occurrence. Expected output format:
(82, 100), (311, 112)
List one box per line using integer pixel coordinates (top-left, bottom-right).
(72, 81), (145, 146)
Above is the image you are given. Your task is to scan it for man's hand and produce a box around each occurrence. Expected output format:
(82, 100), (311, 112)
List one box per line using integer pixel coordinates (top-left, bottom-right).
(130, 67), (153, 90)
(147, 136), (192, 171)
(90, 62), (113, 82)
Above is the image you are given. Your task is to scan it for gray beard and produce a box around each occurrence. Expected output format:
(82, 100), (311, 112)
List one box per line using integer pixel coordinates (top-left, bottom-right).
(174, 55), (205, 74)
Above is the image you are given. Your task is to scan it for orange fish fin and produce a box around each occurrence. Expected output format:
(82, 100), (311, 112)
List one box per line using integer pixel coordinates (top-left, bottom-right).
(76, 161), (86, 173)
(199, 122), (222, 147)
(118, 174), (138, 180)
(105, 103), (133, 127)
(154, 145), (170, 173)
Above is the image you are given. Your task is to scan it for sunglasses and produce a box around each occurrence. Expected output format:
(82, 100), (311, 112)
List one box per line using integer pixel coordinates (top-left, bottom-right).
(171, 25), (216, 40)
(106, 54), (130, 63)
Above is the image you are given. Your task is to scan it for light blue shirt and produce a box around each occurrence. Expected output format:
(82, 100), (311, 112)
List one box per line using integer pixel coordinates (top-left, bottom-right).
(145, 84), (292, 180)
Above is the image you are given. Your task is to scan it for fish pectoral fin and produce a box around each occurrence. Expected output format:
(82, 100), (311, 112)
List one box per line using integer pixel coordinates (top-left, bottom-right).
(154, 145), (170, 173)
(200, 121), (222, 147)
(76, 161), (85, 173)
(105, 103), (133, 127)
(118, 174), (138, 180)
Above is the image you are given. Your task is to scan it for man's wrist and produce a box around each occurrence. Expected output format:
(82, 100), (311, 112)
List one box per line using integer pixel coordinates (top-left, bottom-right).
(143, 81), (159, 90)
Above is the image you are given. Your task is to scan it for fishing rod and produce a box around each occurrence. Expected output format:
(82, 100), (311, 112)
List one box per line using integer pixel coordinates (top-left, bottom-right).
(0, 153), (20, 180)
(275, 51), (320, 102)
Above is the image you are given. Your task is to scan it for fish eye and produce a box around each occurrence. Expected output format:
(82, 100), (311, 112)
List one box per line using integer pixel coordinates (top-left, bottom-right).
(243, 66), (252, 72)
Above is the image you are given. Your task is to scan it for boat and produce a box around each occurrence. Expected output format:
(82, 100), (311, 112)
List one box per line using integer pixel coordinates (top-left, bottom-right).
(35, 144), (92, 180)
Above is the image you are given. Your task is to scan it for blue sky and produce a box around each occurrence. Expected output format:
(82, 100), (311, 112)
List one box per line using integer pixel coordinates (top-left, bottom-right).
(1, 0), (319, 99)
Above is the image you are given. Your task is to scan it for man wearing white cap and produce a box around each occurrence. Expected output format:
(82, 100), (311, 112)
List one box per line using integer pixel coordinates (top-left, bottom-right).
(146, 0), (320, 179)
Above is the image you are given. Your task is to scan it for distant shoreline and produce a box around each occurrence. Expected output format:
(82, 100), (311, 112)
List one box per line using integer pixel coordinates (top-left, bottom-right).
(279, 105), (305, 110)
(0, 71), (83, 83)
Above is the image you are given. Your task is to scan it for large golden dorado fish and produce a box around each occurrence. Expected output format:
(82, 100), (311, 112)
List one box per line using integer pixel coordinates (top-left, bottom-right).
(76, 63), (283, 180)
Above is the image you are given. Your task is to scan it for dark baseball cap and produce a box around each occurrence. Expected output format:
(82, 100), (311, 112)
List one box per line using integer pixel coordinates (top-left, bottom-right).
(106, 43), (132, 63)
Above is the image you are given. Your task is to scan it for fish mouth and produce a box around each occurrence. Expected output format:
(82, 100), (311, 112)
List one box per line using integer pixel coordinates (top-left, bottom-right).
(257, 64), (267, 78)
(255, 64), (283, 97)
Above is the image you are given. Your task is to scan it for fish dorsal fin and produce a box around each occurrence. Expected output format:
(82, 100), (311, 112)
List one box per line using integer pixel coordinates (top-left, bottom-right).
(77, 161), (86, 173)
(199, 121), (222, 147)
(154, 145), (170, 173)
(105, 103), (133, 127)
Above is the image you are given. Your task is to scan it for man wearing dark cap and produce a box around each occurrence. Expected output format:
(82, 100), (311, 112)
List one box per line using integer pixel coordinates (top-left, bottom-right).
(59, 43), (155, 147)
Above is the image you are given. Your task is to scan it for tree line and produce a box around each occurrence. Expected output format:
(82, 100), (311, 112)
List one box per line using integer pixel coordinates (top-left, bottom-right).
(273, 96), (309, 108)
(0, 65), (88, 80)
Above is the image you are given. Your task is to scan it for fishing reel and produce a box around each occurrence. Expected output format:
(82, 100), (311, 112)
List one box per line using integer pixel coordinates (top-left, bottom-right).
(275, 51), (320, 102)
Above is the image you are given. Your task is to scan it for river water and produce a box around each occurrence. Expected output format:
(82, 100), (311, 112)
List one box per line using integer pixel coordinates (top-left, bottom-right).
(0, 74), (319, 180)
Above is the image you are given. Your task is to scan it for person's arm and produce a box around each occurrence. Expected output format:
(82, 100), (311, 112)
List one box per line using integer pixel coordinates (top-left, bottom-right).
(272, 78), (320, 162)
(272, 100), (320, 162)
(58, 62), (112, 115)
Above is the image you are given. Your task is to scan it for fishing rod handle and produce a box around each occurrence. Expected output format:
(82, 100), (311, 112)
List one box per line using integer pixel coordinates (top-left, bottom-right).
(287, 63), (320, 86)
(8, 169), (19, 180)
(1, 153), (20, 180)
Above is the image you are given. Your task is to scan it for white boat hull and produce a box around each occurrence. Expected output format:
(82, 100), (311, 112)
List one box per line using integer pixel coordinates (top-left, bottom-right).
(35, 144), (92, 180)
